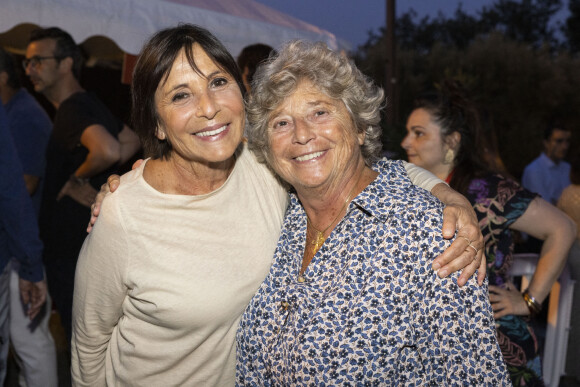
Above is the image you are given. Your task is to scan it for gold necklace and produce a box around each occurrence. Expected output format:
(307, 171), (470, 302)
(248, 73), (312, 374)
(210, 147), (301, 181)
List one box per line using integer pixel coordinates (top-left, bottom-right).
(306, 171), (364, 256)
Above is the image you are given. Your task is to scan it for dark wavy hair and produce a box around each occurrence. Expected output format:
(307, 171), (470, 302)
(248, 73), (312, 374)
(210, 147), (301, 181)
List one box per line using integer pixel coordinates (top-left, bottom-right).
(236, 43), (275, 91)
(412, 79), (492, 194)
(544, 121), (570, 140)
(131, 24), (244, 159)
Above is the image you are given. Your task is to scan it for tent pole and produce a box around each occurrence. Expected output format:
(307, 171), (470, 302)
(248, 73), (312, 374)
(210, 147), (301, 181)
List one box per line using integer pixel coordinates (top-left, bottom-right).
(385, 0), (396, 126)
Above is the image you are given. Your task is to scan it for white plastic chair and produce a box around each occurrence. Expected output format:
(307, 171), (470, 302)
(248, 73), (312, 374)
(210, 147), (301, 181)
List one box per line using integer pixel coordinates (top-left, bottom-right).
(508, 253), (575, 387)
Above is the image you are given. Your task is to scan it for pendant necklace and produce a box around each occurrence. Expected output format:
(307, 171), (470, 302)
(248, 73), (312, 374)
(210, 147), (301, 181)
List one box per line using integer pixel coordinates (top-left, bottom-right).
(305, 171), (364, 256)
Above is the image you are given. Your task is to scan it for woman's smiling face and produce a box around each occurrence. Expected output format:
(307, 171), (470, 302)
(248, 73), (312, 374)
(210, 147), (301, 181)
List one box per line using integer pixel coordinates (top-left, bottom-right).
(266, 79), (365, 192)
(402, 108), (452, 179)
(154, 43), (245, 166)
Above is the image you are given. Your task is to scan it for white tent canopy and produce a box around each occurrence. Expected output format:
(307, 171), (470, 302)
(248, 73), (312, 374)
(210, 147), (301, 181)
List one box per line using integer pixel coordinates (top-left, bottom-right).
(1, 0), (345, 63)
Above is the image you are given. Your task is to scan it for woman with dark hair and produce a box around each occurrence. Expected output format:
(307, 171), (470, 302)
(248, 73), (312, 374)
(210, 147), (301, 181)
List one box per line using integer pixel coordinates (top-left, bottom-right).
(402, 79), (576, 386)
(71, 24), (291, 386)
(74, 25), (484, 385)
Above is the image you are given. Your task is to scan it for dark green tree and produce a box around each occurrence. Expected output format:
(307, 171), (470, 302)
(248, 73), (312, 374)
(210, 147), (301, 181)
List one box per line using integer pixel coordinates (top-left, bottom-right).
(479, 0), (562, 47)
(564, 0), (580, 52)
(394, 7), (482, 52)
(352, 0), (580, 178)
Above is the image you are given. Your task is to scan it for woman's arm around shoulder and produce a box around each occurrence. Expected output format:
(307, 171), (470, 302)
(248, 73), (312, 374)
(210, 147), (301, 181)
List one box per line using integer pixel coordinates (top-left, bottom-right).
(404, 161), (485, 286)
(87, 159), (145, 232)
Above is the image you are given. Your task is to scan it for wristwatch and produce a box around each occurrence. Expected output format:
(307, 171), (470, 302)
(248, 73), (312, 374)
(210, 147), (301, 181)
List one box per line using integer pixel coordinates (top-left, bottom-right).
(70, 173), (89, 186)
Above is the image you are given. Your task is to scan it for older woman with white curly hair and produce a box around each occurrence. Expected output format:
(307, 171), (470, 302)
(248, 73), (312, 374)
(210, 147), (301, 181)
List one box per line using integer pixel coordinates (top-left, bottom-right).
(236, 40), (511, 385)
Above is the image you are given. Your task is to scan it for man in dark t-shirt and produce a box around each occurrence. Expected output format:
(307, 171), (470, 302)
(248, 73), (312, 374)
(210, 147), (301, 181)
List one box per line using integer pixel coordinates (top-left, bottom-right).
(24, 27), (140, 341)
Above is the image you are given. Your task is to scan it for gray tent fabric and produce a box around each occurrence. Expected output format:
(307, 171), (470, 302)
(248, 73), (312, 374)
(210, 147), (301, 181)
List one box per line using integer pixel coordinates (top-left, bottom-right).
(0, 0), (344, 62)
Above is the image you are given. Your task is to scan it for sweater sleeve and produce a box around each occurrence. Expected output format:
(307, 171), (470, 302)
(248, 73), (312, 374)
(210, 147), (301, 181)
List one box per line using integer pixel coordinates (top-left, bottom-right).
(71, 192), (129, 386)
(403, 161), (445, 192)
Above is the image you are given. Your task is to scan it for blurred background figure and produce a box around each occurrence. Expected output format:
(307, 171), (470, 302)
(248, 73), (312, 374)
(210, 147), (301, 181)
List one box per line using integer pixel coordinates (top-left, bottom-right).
(557, 152), (580, 384)
(23, 27), (139, 347)
(521, 124), (573, 253)
(401, 79), (576, 386)
(522, 123), (572, 206)
(0, 103), (47, 386)
(0, 47), (51, 208)
(0, 47), (57, 387)
(236, 43), (275, 94)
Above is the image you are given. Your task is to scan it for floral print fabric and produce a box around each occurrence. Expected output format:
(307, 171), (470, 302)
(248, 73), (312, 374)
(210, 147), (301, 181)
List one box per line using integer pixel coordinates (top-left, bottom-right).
(466, 174), (540, 386)
(236, 159), (510, 386)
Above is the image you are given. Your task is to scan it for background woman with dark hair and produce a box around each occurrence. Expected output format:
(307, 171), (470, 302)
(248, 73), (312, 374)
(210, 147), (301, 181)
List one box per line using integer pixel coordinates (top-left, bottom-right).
(402, 79), (576, 386)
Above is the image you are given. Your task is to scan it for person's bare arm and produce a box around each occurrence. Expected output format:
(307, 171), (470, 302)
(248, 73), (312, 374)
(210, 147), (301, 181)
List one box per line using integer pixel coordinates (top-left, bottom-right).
(430, 183), (485, 286)
(76, 124), (121, 178)
(118, 125), (141, 165)
(405, 161), (485, 286)
(19, 277), (47, 320)
(58, 124), (121, 208)
(23, 174), (40, 195)
(489, 197), (576, 319)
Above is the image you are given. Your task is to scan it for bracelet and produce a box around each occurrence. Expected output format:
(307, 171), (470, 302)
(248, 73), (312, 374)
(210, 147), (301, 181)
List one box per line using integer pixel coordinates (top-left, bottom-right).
(70, 173), (89, 186)
(522, 289), (542, 316)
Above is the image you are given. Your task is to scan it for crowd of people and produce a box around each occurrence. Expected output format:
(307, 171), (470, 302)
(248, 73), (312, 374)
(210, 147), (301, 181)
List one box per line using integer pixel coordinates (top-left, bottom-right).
(0, 20), (577, 387)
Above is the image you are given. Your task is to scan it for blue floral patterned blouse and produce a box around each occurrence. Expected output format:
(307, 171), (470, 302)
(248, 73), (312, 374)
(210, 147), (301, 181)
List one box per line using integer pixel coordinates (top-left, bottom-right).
(236, 159), (511, 386)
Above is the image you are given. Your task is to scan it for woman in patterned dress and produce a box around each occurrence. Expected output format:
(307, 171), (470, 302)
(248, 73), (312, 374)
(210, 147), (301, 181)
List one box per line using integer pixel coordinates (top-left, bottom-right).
(401, 80), (577, 386)
(236, 41), (511, 385)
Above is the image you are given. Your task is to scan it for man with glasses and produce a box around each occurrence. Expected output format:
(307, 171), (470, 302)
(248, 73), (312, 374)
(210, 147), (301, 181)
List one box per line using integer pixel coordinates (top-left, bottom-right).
(23, 27), (140, 345)
(522, 124), (572, 205)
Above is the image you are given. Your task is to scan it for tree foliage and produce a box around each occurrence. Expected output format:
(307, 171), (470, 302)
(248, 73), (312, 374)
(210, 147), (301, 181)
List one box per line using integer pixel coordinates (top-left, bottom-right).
(479, 0), (562, 46)
(353, 0), (579, 178)
(564, 0), (580, 52)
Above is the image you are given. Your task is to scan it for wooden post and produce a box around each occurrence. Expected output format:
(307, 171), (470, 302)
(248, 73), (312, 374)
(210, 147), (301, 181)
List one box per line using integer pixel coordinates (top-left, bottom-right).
(385, 0), (396, 125)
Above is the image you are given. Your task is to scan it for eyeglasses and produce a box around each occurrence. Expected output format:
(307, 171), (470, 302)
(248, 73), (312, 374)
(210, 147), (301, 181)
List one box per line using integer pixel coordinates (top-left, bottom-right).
(22, 56), (60, 70)
(552, 138), (571, 144)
